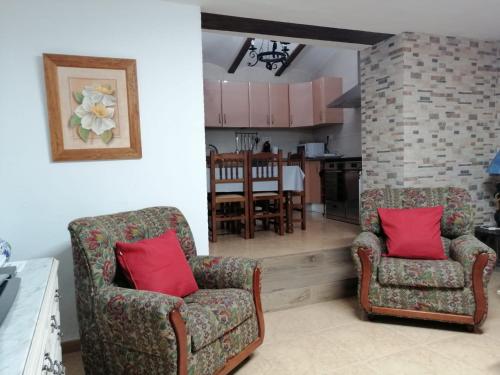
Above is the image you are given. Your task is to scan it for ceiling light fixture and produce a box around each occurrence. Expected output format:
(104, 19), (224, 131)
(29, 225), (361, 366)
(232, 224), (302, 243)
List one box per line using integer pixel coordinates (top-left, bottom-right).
(247, 40), (290, 71)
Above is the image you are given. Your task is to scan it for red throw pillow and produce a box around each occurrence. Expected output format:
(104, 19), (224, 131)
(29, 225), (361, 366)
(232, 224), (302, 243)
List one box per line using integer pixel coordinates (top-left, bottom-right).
(115, 230), (198, 297)
(377, 206), (446, 260)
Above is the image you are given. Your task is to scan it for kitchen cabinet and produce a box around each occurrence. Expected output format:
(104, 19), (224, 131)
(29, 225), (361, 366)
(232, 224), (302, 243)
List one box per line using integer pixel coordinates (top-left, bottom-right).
(289, 82), (314, 127)
(221, 81), (249, 127)
(305, 160), (322, 204)
(249, 82), (270, 127)
(203, 80), (222, 127)
(204, 77), (343, 128)
(269, 83), (290, 127)
(312, 77), (343, 124)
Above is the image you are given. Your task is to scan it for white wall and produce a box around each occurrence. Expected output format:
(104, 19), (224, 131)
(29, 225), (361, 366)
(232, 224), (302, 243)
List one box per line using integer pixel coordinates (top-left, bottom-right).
(313, 48), (358, 91)
(0, 0), (207, 341)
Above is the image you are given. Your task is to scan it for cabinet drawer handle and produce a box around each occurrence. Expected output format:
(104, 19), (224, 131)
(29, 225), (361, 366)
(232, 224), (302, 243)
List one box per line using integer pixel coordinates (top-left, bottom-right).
(53, 360), (66, 375)
(218, 113), (221, 124)
(43, 353), (54, 373)
(271, 114), (274, 125)
(51, 315), (63, 337)
(223, 114), (227, 124)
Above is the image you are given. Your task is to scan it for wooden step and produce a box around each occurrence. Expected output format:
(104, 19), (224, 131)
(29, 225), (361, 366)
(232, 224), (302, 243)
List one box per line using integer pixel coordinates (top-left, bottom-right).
(259, 246), (357, 312)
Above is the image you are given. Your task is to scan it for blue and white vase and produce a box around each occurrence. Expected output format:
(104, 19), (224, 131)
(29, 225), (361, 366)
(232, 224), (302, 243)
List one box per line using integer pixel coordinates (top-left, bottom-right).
(0, 239), (11, 268)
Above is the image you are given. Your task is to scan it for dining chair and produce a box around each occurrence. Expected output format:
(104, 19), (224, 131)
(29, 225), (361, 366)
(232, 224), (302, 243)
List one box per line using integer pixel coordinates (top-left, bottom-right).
(248, 151), (285, 237)
(208, 151), (250, 242)
(286, 151), (307, 230)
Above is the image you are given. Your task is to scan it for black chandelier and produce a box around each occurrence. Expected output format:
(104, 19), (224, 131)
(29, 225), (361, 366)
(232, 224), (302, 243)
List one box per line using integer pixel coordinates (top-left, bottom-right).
(247, 40), (290, 71)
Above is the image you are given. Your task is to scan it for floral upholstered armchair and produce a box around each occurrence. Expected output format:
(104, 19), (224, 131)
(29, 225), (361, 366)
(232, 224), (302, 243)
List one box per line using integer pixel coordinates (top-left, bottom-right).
(68, 207), (264, 375)
(352, 187), (496, 331)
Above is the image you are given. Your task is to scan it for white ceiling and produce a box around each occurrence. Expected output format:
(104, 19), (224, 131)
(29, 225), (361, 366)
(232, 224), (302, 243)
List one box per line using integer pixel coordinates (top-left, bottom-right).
(202, 31), (340, 76)
(175, 0), (500, 41)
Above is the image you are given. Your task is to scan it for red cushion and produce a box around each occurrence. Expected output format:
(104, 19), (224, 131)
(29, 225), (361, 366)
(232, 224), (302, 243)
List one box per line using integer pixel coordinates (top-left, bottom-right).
(377, 206), (446, 260)
(115, 230), (198, 297)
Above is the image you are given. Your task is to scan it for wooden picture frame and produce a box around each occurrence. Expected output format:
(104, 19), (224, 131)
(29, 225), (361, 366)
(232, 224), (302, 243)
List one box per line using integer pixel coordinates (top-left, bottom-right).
(43, 53), (142, 161)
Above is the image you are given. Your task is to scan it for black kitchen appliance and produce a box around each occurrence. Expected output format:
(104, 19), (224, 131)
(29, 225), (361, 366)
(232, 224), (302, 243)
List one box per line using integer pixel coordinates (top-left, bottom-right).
(324, 160), (361, 224)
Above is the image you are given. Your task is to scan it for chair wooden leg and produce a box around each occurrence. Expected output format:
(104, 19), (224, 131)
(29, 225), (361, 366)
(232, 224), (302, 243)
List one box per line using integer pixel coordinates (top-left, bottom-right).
(286, 193), (293, 233)
(278, 198), (285, 236)
(211, 204), (217, 242)
(244, 202), (250, 239)
(249, 202), (255, 238)
(301, 194), (306, 230)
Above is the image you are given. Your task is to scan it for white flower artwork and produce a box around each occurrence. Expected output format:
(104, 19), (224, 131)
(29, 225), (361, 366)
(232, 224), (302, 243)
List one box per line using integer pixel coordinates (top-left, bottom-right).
(70, 84), (117, 144)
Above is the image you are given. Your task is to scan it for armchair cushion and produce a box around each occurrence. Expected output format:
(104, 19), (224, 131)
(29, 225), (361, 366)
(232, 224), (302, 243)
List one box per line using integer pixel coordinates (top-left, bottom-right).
(378, 206), (446, 260)
(184, 289), (255, 352)
(378, 257), (465, 289)
(115, 229), (198, 297)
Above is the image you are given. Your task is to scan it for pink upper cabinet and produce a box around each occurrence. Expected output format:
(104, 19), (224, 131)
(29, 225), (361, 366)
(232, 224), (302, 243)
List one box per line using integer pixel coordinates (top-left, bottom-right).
(221, 81), (249, 127)
(312, 77), (343, 125)
(249, 82), (270, 128)
(289, 81), (314, 127)
(203, 80), (222, 127)
(269, 83), (290, 128)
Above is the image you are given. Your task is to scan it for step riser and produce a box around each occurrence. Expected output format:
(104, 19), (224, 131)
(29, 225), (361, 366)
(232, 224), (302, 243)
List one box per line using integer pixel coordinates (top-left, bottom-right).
(259, 246), (357, 312)
(262, 279), (357, 312)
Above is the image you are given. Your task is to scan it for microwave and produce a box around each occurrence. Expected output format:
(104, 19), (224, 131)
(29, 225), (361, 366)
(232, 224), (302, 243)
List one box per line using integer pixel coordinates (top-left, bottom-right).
(298, 143), (325, 158)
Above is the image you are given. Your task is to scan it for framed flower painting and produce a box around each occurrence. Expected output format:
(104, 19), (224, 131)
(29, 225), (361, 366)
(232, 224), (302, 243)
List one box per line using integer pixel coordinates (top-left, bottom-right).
(43, 54), (142, 161)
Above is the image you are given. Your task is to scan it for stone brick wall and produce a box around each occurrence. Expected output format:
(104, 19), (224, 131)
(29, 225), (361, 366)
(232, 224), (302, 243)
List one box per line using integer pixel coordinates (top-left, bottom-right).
(361, 32), (500, 224)
(360, 34), (406, 188)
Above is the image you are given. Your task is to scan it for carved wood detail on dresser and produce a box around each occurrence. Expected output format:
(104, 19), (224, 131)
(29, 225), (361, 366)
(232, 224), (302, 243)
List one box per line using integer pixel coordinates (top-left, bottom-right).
(0, 258), (63, 374)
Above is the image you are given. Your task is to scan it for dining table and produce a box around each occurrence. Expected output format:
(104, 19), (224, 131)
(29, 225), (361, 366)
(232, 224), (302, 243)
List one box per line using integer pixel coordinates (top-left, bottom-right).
(206, 165), (305, 233)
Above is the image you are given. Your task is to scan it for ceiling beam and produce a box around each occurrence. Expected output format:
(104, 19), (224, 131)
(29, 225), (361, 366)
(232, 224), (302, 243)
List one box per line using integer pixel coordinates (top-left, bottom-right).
(275, 44), (305, 77)
(228, 37), (254, 74)
(201, 13), (394, 45)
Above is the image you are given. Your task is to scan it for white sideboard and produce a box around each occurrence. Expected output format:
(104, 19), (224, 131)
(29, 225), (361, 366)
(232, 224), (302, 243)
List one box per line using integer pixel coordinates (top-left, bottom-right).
(0, 258), (63, 374)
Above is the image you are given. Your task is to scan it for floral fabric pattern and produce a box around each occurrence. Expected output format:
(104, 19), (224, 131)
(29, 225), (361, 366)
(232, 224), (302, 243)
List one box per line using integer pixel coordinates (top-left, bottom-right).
(189, 256), (259, 292)
(351, 231), (385, 274)
(68, 207), (261, 375)
(378, 257), (465, 289)
(352, 187), (496, 324)
(184, 289), (255, 352)
(360, 187), (474, 238)
(450, 234), (497, 288)
(369, 282), (475, 316)
(188, 316), (259, 375)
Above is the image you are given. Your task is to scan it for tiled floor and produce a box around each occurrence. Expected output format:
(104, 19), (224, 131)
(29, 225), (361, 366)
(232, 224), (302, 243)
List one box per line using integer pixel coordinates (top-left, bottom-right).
(64, 272), (500, 375)
(209, 212), (360, 258)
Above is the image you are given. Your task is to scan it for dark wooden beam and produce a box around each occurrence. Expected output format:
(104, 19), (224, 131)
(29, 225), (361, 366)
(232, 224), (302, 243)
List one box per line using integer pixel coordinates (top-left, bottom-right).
(275, 44), (305, 77)
(201, 13), (394, 46)
(228, 37), (253, 74)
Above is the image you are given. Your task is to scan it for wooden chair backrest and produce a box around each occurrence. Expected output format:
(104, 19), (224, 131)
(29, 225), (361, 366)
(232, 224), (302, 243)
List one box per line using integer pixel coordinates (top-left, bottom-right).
(287, 151), (305, 170)
(248, 151), (283, 194)
(209, 151), (249, 196)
